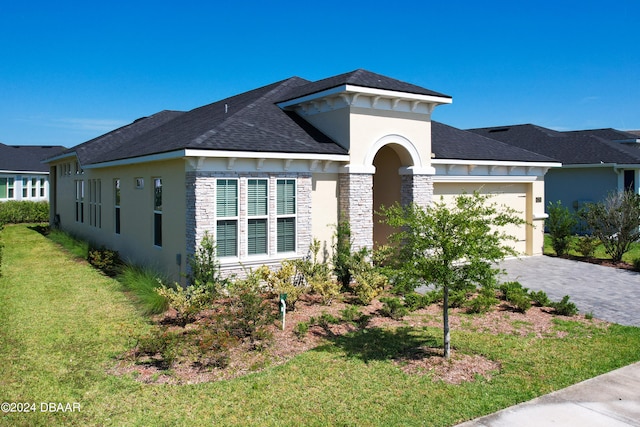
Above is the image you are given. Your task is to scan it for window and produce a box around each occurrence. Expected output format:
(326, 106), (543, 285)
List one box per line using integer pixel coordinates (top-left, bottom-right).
(276, 179), (296, 253)
(22, 177), (28, 198)
(153, 178), (162, 247)
(39, 178), (45, 197)
(216, 179), (238, 257)
(75, 180), (84, 223)
(114, 179), (121, 235)
(0, 178), (14, 199)
(89, 179), (101, 228)
(31, 178), (37, 198)
(247, 179), (268, 255)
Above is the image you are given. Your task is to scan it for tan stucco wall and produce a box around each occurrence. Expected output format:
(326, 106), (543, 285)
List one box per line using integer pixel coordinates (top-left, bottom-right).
(50, 158), (187, 282)
(311, 173), (339, 262)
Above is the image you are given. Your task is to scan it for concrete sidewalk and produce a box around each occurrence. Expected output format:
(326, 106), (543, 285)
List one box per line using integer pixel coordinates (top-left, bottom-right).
(456, 362), (640, 426)
(456, 256), (640, 426)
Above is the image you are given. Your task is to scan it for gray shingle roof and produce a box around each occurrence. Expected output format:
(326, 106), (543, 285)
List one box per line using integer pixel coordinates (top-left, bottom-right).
(431, 122), (556, 162)
(468, 124), (640, 165)
(0, 143), (66, 172)
(60, 77), (349, 166)
(277, 69), (451, 104)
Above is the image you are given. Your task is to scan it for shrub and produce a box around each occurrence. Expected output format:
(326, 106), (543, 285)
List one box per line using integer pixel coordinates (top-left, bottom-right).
(317, 311), (341, 328)
(379, 297), (408, 320)
(546, 200), (577, 256)
(134, 327), (183, 369)
(187, 231), (229, 296)
(349, 247), (388, 305)
(339, 305), (364, 324)
(580, 190), (640, 263)
(156, 283), (212, 326)
(118, 264), (169, 315)
(296, 239), (340, 305)
(0, 222), (3, 277)
(88, 246), (122, 276)
(223, 281), (276, 344)
(332, 220), (353, 289)
(529, 290), (551, 307)
(258, 260), (308, 310)
(0, 201), (49, 223)
(551, 295), (579, 316)
(499, 281), (531, 313)
(574, 235), (600, 258)
(466, 286), (499, 314)
(634, 258), (640, 272)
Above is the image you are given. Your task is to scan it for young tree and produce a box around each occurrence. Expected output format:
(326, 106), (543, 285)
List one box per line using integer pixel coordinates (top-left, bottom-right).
(580, 190), (640, 263)
(546, 200), (577, 257)
(382, 192), (525, 358)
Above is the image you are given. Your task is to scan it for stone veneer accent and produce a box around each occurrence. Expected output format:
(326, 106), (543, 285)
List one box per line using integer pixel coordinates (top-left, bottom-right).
(186, 171), (312, 278)
(338, 173), (374, 252)
(401, 174), (434, 209)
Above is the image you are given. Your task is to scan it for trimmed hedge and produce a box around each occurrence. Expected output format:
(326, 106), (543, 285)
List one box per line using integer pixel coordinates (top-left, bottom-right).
(0, 201), (49, 223)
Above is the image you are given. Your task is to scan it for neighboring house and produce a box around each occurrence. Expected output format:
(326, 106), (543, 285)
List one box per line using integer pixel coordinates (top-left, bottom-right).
(469, 124), (640, 213)
(0, 143), (66, 202)
(44, 70), (558, 282)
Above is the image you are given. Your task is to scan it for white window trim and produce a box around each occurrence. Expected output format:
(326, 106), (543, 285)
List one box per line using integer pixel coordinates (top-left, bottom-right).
(246, 178), (269, 258)
(215, 178), (239, 259)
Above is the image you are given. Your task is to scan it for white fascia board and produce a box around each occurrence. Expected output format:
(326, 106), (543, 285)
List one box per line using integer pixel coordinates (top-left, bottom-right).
(0, 170), (49, 175)
(84, 149), (350, 169)
(431, 159), (561, 169)
(42, 152), (77, 164)
(433, 175), (538, 183)
(561, 163), (640, 169)
(277, 84), (452, 109)
(184, 149), (349, 162)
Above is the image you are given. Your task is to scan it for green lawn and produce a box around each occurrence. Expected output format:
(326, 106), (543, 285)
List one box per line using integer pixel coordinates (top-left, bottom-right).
(1, 224), (640, 426)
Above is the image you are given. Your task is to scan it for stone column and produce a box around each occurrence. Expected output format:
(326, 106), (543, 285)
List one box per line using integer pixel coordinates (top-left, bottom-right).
(339, 173), (374, 252)
(400, 173), (433, 209)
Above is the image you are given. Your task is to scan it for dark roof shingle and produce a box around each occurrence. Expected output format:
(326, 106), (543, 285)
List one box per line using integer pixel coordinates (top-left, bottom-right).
(468, 124), (640, 165)
(1, 143), (66, 172)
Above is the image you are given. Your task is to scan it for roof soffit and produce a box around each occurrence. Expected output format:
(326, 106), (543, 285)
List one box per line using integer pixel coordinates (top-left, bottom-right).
(277, 84), (452, 117)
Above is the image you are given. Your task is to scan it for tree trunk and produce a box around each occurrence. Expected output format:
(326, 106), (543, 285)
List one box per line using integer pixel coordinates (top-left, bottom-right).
(443, 284), (450, 358)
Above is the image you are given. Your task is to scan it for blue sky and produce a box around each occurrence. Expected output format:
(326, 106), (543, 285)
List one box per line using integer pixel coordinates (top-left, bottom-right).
(1, 0), (638, 147)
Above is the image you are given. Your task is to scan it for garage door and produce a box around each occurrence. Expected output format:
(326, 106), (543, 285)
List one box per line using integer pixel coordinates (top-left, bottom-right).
(432, 183), (528, 255)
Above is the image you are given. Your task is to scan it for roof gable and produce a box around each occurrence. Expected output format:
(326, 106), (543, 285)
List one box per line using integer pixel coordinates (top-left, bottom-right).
(277, 69), (451, 104)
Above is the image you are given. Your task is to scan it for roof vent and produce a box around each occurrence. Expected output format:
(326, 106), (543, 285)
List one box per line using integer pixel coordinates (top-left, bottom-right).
(488, 128), (510, 133)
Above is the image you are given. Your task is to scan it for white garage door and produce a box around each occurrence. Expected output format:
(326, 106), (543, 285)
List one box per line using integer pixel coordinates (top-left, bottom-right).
(433, 183), (528, 255)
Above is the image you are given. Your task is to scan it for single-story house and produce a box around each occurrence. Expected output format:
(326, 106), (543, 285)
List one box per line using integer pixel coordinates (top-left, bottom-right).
(469, 124), (640, 212)
(45, 70), (559, 282)
(0, 143), (65, 202)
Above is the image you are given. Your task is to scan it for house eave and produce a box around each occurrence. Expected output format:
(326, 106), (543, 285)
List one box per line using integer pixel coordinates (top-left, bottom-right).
(431, 159), (561, 169)
(81, 149), (350, 170)
(0, 169), (49, 175)
(561, 163), (640, 169)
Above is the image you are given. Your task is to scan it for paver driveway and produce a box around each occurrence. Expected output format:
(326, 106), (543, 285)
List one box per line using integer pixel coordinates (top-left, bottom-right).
(499, 256), (640, 327)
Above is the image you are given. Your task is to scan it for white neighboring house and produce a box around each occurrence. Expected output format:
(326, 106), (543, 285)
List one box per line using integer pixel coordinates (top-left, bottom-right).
(0, 143), (66, 202)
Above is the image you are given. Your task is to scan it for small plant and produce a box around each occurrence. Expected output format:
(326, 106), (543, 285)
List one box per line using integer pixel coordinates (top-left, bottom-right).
(156, 282), (212, 325)
(379, 297), (409, 320)
(317, 311), (341, 328)
(296, 239), (340, 305)
(118, 264), (169, 315)
(585, 312), (594, 320)
(529, 290), (551, 307)
(332, 220), (353, 289)
(339, 305), (363, 324)
(466, 286), (499, 314)
(223, 281), (276, 344)
(294, 321), (309, 339)
(551, 295), (579, 316)
(574, 235), (600, 258)
(499, 281), (531, 313)
(134, 327), (183, 369)
(257, 261), (308, 310)
(350, 248), (388, 305)
(546, 200), (577, 257)
(187, 231), (229, 296)
(88, 246), (122, 276)
(633, 258), (640, 272)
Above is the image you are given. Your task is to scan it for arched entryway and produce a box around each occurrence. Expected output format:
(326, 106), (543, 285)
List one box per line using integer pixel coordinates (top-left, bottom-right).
(373, 145), (402, 247)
